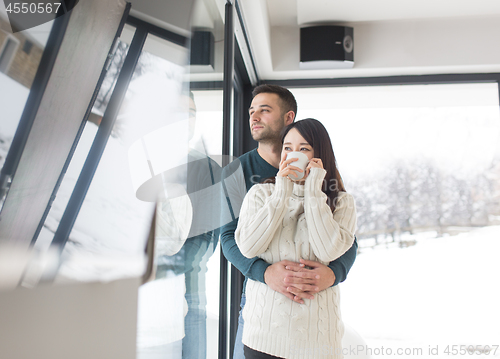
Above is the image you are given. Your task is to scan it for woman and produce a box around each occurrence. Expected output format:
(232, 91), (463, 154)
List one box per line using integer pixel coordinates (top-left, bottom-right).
(235, 118), (357, 359)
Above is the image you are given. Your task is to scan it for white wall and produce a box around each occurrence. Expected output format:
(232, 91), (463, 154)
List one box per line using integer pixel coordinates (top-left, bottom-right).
(270, 15), (500, 79)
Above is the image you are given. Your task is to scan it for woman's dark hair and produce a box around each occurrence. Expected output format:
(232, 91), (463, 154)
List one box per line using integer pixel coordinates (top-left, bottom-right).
(278, 118), (346, 211)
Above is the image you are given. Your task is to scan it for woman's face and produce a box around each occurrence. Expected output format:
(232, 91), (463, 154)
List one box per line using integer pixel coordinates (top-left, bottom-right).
(282, 128), (315, 161)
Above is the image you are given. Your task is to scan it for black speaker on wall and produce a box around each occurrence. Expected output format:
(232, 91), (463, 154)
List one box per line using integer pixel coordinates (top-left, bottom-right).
(190, 30), (214, 68)
(300, 25), (354, 69)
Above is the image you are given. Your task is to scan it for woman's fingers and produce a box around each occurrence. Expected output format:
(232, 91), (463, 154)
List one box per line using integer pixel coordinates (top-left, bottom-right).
(283, 157), (299, 167)
(307, 158), (323, 168)
(277, 158), (303, 177)
(278, 167), (302, 178)
(305, 158), (323, 176)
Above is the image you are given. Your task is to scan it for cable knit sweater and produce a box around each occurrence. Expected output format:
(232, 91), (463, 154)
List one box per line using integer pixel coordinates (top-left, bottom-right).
(235, 167), (357, 359)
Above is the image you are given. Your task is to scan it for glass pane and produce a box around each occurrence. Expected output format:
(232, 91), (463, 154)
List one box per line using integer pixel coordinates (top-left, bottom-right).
(191, 89), (223, 359)
(181, 0), (226, 356)
(136, 91), (225, 357)
(191, 90), (223, 156)
(136, 86), (224, 358)
(292, 83), (500, 356)
(0, 17), (54, 171)
(60, 33), (188, 274)
(34, 24), (135, 255)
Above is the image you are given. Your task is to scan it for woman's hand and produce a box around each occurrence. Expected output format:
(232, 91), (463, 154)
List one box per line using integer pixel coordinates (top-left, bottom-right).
(304, 158), (323, 178)
(277, 152), (304, 179)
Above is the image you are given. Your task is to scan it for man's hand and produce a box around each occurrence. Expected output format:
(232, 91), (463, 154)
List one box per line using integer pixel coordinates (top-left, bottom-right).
(284, 259), (336, 302)
(264, 259), (336, 304)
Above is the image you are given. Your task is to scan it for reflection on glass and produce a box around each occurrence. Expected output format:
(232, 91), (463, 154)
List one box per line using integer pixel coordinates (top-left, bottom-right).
(28, 16), (224, 357)
(0, 16), (53, 171)
(54, 46), (170, 282)
(34, 29), (133, 256)
(191, 90), (222, 359)
(292, 83), (500, 353)
(191, 90), (223, 156)
(140, 90), (222, 359)
(131, 23), (224, 357)
(94, 32), (223, 359)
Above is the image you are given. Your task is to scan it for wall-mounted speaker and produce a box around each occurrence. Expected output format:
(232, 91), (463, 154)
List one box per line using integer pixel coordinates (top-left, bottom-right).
(190, 30), (214, 69)
(300, 25), (354, 69)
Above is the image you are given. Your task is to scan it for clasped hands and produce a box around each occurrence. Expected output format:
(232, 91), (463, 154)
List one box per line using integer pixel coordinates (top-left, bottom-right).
(264, 259), (336, 304)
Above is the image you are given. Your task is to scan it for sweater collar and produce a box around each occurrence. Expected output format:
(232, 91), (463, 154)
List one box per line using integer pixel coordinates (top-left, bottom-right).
(292, 182), (305, 197)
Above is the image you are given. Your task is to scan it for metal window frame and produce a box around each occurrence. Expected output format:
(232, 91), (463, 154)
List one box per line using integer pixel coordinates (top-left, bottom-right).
(126, 15), (188, 48)
(190, 81), (224, 90)
(219, 2), (234, 358)
(234, 0), (258, 86)
(262, 73), (500, 90)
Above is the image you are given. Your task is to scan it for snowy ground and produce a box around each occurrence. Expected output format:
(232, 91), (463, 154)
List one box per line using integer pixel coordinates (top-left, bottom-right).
(203, 226), (500, 358)
(340, 225), (500, 358)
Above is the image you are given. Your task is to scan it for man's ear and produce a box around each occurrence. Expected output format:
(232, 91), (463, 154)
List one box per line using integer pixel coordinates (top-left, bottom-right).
(284, 111), (295, 125)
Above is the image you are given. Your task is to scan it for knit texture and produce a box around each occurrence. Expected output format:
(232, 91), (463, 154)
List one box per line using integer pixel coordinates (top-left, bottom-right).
(235, 168), (357, 359)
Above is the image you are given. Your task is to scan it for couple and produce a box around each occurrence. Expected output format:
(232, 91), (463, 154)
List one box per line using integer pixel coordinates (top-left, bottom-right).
(221, 85), (357, 359)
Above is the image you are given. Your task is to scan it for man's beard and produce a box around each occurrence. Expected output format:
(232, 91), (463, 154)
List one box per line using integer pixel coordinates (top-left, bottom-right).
(251, 126), (281, 143)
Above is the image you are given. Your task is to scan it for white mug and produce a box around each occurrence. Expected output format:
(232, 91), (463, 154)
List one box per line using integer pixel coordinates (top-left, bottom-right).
(285, 151), (309, 180)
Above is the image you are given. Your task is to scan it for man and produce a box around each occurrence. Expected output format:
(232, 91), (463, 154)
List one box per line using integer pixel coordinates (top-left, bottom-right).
(220, 84), (358, 358)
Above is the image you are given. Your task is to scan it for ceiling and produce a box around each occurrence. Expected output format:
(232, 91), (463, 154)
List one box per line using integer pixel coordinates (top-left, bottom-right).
(267, 0), (500, 25)
(238, 0), (500, 80)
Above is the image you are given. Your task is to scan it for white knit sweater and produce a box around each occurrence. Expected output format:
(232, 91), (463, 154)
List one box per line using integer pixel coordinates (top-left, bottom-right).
(235, 168), (357, 359)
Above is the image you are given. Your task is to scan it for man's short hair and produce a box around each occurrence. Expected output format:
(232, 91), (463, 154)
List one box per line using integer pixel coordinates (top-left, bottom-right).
(252, 84), (297, 116)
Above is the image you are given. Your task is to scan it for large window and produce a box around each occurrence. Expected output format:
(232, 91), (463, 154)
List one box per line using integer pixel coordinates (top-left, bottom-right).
(292, 83), (500, 357)
(0, 0), (230, 358)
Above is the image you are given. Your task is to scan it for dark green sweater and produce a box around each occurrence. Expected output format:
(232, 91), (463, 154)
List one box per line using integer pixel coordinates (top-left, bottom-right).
(220, 149), (358, 289)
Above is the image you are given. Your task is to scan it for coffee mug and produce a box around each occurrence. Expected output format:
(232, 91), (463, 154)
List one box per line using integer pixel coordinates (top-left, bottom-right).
(285, 151), (309, 180)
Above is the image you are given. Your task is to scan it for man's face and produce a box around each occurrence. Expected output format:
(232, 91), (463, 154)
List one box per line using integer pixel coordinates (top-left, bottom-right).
(248, 93), (287, 143)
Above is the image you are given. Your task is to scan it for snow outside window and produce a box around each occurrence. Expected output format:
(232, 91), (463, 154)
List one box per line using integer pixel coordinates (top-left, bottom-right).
(292, 83), (500, 358)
